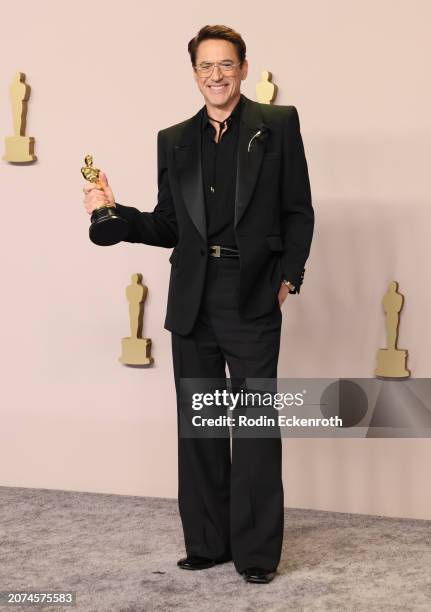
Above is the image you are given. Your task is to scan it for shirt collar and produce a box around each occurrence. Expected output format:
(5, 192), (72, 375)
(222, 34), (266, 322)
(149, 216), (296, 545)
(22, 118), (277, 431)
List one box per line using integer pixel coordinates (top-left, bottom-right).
(201, 94), (244, 132)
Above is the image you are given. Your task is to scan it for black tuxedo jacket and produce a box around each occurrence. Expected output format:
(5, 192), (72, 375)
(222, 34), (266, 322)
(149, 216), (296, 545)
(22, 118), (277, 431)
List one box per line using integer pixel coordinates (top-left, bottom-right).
(115, 93), (314, 336)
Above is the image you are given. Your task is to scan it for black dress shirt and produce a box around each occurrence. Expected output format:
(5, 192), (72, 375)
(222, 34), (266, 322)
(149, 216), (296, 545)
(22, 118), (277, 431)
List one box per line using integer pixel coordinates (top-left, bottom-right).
(201, 96), (244, 248)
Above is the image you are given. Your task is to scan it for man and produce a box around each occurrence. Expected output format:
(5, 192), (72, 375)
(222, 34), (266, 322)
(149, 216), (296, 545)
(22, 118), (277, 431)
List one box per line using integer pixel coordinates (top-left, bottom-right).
(83, 24), (314, 584)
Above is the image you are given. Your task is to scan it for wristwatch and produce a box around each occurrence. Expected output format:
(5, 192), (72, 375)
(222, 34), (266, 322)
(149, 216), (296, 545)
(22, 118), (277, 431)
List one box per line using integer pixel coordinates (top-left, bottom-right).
(281, 279), (296, 293)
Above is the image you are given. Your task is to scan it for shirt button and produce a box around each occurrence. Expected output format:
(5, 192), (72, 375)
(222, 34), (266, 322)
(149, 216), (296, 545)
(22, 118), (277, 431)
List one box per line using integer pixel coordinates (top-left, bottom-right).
(210, 186), (215, 193)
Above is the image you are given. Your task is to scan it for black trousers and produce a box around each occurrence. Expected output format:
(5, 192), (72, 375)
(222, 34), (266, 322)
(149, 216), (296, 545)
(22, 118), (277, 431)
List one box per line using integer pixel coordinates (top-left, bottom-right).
(171, 256), (284, 573)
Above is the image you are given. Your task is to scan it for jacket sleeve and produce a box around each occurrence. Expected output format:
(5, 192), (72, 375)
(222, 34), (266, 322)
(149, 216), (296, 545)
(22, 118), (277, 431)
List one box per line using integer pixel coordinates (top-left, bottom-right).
(114, 130), (178, 248)
(280, 106), (314, 293)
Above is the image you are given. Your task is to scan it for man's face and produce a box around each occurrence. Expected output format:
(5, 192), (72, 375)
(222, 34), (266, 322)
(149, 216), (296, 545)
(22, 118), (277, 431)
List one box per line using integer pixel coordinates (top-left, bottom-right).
(193, 39), (248, 109)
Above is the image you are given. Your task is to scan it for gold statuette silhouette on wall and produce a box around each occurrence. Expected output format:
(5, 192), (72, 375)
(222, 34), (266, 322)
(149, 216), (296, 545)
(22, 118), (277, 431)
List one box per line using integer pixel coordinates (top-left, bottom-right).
(256, 70), (278, 105)
(119, 273), (154, 366)
(375, 281), (410, 379)
(3, 72), (37, 163)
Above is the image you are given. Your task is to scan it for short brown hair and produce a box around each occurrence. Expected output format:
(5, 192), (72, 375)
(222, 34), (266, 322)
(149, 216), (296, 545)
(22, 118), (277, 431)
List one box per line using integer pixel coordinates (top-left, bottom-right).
(188, 25), (246, 66)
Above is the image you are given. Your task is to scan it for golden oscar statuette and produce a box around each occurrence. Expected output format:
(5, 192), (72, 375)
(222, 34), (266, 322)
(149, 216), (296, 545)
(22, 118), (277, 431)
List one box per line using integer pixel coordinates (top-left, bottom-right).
(81, 154), (129, 246)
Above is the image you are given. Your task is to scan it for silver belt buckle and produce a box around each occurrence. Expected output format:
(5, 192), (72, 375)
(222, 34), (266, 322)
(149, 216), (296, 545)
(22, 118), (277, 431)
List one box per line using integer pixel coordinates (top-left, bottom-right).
(210, 245), (221, 258)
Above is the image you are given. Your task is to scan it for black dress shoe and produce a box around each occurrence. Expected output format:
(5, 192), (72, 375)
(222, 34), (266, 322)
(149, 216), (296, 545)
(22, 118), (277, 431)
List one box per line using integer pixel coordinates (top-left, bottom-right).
(177, 553), (232, 570)
(240, 567), (277, 584)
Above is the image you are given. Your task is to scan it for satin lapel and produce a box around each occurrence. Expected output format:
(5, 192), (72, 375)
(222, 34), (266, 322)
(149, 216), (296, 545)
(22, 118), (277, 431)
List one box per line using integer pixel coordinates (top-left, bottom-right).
(173, 110), (207, 243)
(234, 96), (266, 228)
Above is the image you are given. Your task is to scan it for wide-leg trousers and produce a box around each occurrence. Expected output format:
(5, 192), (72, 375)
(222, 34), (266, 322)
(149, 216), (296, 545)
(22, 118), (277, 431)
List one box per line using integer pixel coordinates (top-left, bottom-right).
(171, 256), (283, 573)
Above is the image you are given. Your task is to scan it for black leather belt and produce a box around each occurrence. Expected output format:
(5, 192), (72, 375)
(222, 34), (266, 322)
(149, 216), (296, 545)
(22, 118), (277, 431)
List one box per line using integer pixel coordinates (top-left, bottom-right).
(208, 245), (239, 258)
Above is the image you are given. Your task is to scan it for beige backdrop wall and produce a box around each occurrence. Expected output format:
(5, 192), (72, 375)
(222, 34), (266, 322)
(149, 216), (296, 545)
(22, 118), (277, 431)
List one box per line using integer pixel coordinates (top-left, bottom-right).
(1, 0), (430, 520)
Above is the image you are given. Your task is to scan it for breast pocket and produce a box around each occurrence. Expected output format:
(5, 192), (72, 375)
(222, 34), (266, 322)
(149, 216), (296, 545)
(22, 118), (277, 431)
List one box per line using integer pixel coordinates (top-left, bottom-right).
(263, 151), (282, 163)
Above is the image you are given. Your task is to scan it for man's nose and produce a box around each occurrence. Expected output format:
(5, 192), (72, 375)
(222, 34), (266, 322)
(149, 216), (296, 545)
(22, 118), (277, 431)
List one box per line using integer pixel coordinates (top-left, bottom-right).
(211, 65), (223, 80)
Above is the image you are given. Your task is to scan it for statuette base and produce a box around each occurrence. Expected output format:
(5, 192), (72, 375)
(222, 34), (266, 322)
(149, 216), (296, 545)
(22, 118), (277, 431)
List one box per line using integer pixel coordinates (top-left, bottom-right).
(3, 136), (36, 162)
(119, 337), (154, 366)
(89, 206), (129, 246)
(375, 348), (410, 379)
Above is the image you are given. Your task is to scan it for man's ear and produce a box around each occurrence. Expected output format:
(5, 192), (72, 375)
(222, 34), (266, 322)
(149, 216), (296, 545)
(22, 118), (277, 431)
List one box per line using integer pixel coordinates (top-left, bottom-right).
(241, 58), (249, 80)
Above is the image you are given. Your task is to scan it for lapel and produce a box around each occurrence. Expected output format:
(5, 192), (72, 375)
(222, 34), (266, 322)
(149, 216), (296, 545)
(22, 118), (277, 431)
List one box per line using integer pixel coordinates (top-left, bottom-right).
(234, 94), (267, 227)
(173, 94), (267, 243)
(173, 109), (207, 243)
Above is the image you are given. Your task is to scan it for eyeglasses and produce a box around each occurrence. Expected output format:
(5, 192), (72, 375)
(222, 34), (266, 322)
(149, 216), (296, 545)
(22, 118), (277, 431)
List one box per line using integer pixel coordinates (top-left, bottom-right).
(195, 61), (242, 77)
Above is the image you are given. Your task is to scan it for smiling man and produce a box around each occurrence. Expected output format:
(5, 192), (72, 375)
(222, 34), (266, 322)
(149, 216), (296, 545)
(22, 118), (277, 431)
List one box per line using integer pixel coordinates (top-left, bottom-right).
(83, 24), (314, 584)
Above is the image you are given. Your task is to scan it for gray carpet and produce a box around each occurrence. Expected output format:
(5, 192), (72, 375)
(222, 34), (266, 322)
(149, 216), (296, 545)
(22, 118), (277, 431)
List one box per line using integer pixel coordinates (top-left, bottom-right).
(1, 486), (431, 611)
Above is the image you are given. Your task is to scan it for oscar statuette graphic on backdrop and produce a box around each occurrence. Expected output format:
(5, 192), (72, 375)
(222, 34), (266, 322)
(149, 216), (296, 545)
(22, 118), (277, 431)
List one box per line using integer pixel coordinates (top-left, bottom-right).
(366, 281), (429, 437)
(119, 274), (154, 366)
(375, 281), (410, 379)
(3, 72), (37, 163)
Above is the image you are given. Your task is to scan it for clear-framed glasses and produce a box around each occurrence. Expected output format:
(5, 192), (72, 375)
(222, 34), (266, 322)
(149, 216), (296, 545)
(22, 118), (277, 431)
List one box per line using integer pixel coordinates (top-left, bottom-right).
(195, 60), (242, 77)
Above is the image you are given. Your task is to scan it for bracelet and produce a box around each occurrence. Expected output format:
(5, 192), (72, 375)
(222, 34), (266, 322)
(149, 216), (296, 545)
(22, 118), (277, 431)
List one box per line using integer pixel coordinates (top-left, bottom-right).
(281, 279), (296, 292)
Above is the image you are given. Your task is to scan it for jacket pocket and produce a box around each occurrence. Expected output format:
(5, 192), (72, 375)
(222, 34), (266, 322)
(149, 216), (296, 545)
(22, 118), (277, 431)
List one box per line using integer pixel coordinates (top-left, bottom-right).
(266, 236), (284, 251)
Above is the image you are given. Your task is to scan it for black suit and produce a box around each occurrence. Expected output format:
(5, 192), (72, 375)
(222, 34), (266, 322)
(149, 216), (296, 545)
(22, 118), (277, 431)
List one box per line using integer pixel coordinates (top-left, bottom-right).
(115, 93), (314, 336)
(115, 93), (314, 572)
